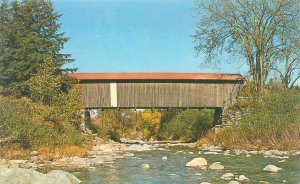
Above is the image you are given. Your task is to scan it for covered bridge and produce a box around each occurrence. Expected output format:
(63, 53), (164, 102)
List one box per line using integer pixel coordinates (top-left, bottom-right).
(69, 73), (244, 125)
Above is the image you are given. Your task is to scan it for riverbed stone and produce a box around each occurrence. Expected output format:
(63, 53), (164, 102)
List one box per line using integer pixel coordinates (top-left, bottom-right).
(237, 175), (249, 181)
(228, 181), (240, 184)
(249, 151), (258, 155)
(92, 144), (115, 153)
(162, 156), (168, 160)
(291, 150), (300, 156)
(9, 160), (28, 168)
(200, 182), (211, 184)
(234, 150), (241, 155)
(185, 157), (207, 168)
(52, 158), (70, 167)
(24, 163), (37, 169)
(9, 160), (28, 165)
(139, 163), (150, 169)
(92, 157), (104, 165)
(30, 156), (39, 162)
(263, 165), (282, 172)
(259, 181), (270, 184)
(30, 151), (39, 156)
(0, 159), (7, 165)
(209, 162), (224, 170)
(0, 168), (81, 184)
(125, 144), (150, 152)
(123, 152), (135, 157)
(0, 164), (9, 168)
(69, 157), (89, 167)
(221, 173), (234, 180)
(114, 155), (125, 159)
(263, 151), (272, 156)
(204, 152), (220, 155)
(46, 170), (81, 183)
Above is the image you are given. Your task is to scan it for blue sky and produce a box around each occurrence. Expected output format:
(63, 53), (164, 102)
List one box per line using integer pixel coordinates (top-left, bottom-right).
(54, 0), (247, 74)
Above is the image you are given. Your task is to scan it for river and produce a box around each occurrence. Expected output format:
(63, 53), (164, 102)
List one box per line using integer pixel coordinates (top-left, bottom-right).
(71, 146), (300, 184)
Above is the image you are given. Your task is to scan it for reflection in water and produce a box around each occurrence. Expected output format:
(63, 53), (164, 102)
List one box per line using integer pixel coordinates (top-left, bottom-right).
(74, 147), (300, 184)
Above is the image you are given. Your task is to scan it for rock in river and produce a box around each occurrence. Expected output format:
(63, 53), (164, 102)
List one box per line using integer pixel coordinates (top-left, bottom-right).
(123, 152), (135, 157)
(209, 162), (224, 170)
(237, 175), (249, 181)
(0, 168), (81, 184)
(263, 165), (282, 172)
(228, 181), (240, 184)
(125, 144), (151, 152)
(221, 173), (234, 180)
(185, 157), (207, 168)
(139, 163), (150, 169)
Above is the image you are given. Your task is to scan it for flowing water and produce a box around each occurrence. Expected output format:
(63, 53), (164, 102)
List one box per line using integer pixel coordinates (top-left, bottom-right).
(73, 146), (300, 184)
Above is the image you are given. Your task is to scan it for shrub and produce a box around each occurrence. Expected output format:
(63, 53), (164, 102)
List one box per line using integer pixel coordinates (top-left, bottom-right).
(210, 90), (300, 150)
(93, 109), (144, 141)
(160, 109), (213, 142)
(0, 97), (84, 150)
(141, 110), (163, 140)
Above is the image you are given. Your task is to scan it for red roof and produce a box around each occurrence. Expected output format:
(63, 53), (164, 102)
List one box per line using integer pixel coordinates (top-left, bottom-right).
(68, 73), (243, 81)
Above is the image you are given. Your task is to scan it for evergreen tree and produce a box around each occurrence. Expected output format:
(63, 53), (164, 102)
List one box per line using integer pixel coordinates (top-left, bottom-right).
(0, 0), (73, 96)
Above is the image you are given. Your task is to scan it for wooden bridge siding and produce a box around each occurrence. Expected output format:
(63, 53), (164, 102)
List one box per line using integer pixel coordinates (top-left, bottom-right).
(80, 83), (110, 107)
(116, 82), (240, 108)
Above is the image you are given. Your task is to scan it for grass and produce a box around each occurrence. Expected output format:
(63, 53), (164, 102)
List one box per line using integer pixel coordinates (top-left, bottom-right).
(198, 90), (300, 150)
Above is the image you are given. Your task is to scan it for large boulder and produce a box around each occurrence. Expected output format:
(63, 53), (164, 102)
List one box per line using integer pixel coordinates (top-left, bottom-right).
(0, 168), (81, 184)
(185, 157), (207, 168)
(45, 170), (81, 184)
(263, 165), (282, 173)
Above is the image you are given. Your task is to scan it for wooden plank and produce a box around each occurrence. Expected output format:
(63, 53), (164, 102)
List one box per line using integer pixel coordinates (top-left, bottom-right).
(80, 81), (242, 108)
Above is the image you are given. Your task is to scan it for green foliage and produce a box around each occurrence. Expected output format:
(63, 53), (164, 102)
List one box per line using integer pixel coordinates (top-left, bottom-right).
(160, 109), (213, 142)
(52, 85), (83, 125)
(0, 0), (73, 96)
(27, 58), (62, 105)
(0, 96), (83, 149)
(214, 89), (300, 150)
(93, 109), (143, 141)
(159, 109), (180, 132)
(93, 109), (214, 142)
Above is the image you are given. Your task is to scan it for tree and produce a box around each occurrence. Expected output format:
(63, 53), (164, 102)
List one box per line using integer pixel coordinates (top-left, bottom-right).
(0, 0), (73, 96)
(27, 57), (62, 105)
(271, 25), (300, 89)
(193, 0), (300, 99)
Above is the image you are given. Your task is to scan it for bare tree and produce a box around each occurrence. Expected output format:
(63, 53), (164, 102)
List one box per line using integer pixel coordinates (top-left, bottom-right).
(193, 0), (300, 99)
(271, 25), (300, 89)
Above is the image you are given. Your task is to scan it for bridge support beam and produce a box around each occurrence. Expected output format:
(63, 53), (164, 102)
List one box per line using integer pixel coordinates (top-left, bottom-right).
(81, 109), (92, 134)
(213, 108), (222, 126)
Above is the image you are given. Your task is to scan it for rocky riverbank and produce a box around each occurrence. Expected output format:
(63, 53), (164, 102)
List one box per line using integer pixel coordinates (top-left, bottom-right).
(0, 137), (169, 170)
(0, 137), (299, 171)
(0, 136), (299, 183)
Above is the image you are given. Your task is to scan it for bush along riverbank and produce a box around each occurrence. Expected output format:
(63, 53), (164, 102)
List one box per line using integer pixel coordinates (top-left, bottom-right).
(198, 89), (300, 151)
